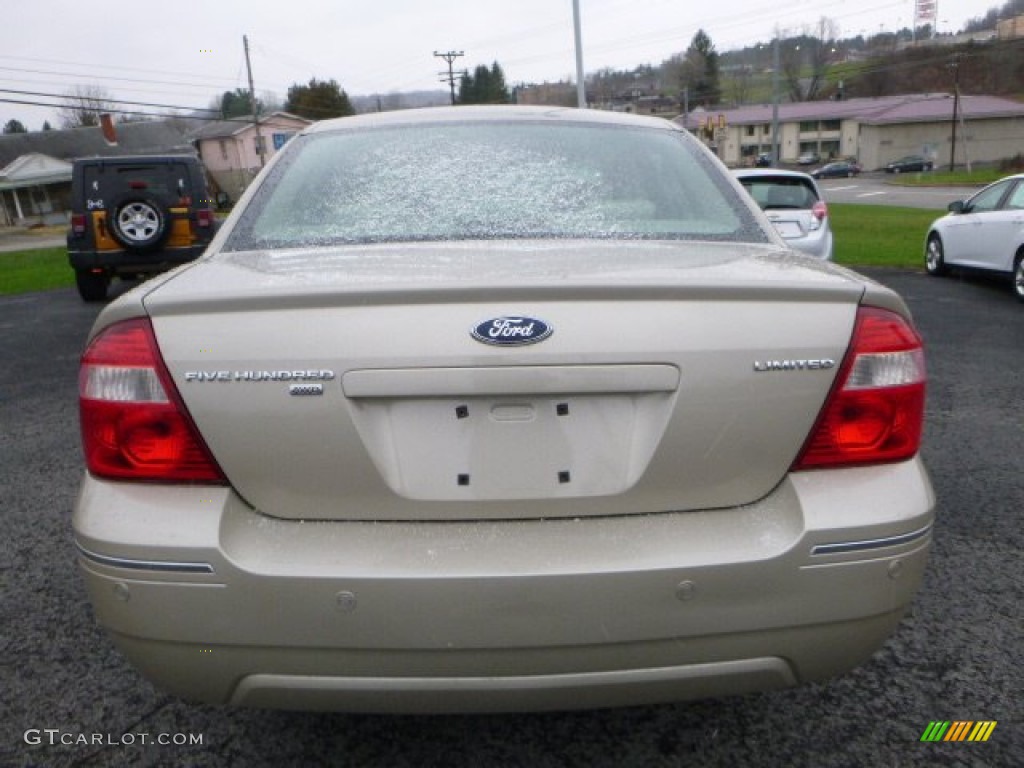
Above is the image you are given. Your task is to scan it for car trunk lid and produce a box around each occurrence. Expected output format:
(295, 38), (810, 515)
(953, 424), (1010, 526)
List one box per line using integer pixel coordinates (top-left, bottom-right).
(143, 240), (865, 521)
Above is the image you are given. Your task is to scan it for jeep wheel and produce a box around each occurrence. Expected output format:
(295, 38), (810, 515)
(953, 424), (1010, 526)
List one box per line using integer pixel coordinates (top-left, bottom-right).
(75, 269), (109, 302)
(110, 196), (169, 251)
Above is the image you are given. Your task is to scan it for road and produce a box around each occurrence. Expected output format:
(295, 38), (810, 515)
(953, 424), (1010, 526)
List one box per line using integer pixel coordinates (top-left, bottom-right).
(0, 226), (65, 253)
(1, 271), (1021, 767)
(817, 176), (981, 210)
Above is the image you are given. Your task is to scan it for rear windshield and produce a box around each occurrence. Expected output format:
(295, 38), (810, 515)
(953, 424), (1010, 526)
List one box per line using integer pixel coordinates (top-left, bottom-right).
(224, 121), (768, 250)
(738, 176), (820, 210)
(82, 162), (196, 207)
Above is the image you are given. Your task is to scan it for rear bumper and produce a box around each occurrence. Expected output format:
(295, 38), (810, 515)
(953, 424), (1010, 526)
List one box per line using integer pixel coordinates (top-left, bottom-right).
(68, 244), (208, 275)
(73, 458), (934, 713)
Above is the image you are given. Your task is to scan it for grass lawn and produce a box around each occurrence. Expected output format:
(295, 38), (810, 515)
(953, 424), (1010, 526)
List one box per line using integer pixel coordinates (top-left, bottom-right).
(889, 168), (1005, 186)
(0, 247), (73, 295)
(829, 203), (937, 269)
(0, 206), (937, 296)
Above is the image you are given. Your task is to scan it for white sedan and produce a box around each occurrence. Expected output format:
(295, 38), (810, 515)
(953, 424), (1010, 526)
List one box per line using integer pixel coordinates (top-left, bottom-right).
(74, 106), (933, 713)
(925, 173), (1024, 301)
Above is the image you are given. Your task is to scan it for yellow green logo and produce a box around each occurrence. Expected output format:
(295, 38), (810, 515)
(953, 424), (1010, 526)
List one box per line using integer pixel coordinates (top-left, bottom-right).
(920, 721), (997, 742)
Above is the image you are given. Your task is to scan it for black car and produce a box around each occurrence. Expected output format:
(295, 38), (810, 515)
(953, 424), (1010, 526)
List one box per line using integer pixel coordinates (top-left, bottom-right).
(885, 155), (933, 173)
(66, 155), (217, 301)
(812, 161), (862, 179)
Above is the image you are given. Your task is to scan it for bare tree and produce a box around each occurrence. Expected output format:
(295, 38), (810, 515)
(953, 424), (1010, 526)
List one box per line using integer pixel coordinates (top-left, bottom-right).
(781, 17), (839, 102)
(58, 85), (115, 128)
(725, 61), (755, 107)
(780, 36), (806, 102)
(805, 17), (839, 101)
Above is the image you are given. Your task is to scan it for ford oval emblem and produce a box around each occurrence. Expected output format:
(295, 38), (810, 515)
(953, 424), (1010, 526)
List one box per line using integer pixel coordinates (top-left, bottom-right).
(471, 316), (553, 346)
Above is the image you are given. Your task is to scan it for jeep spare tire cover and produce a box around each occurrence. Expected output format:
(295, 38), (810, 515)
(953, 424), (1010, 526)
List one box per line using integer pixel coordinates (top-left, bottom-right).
(109, 195), (170, 251)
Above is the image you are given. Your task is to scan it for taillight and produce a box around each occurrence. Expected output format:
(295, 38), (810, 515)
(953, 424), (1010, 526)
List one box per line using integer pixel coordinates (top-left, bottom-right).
(196, 208), (213, 228)
(793, 306), (925, 470)
(807, 201), (827, 231)
(71, 214), (87, 236)
(79, 318), (226, 484)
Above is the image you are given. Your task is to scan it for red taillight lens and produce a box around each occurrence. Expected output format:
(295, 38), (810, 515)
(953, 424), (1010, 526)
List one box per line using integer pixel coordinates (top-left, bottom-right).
(196, 208), (213, 228)
(79, 318), (226, 484)
(812, 201), (827, 221)
(793, 307), (926, 469)
(71, 214), (87, 235)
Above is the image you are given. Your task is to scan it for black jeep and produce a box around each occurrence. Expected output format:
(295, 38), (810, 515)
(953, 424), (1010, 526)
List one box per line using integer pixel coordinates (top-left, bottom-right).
(67, 155), (217, 301)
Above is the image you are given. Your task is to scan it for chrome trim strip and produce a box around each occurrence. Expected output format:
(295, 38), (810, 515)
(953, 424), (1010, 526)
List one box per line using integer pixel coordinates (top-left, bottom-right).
(76, 544), (215, 574)
(811, 524), (932, 556)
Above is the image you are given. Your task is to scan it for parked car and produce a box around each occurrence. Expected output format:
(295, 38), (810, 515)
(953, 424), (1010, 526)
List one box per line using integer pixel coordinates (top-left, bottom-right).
(732, 168), (833, 260)
(925, 173), (1024, 301)
(66, 155), (217, 302)
(797, 151), (820, 165)
(754, 151), (773, 167)
(885, 155), (933, 173)
(74, 106), (932, 713)
(811, 160), (862, 179)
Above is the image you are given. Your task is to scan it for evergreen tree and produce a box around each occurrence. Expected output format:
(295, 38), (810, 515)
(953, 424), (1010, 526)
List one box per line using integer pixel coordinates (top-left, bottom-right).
(42, 120), (52, 131)
(220, 88), (261, 119)
(3, 119), (28, 134)
(284, 78), (355, 120)
(688, 30), (721, 106)
(458, 62), (510, 104)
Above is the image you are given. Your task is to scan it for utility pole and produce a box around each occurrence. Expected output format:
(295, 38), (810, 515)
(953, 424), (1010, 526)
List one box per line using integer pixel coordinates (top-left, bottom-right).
(572, 0), (586, 108)
(243, 34), (265, 169)
(434, 50), (464, 105)
(771, 32), (780, 165)
(949, 53), (960, 172)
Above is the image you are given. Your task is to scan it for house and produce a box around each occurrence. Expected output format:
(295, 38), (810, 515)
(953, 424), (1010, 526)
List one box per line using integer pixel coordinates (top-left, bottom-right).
(189, 112), (312, 203)
(0, 120), (194, 227)
(0, 153), (73, 226)
(675, 93), (1024, 170)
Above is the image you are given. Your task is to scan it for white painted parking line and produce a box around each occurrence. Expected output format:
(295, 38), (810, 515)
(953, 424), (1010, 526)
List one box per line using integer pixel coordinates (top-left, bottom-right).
(857, 192), (888, 198)
(828, 185), (859, 191)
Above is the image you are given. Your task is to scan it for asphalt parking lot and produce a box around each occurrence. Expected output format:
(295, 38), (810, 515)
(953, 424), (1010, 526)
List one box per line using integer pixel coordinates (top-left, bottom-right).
(1, 268), (1021, 767)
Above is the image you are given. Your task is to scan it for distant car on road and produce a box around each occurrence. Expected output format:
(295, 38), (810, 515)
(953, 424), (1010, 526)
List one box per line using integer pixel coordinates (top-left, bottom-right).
(732, 168), (833, 260)
(797, 151), (820, 165)
(925, 173), (1024, 301)
(812, 161), (862, 179)
(754, 152), (773, 167)
(885, 155), (933, 173)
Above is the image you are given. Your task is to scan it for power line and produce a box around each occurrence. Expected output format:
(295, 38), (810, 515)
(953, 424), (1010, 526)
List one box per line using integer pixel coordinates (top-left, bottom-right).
(0, 88), (218, 115)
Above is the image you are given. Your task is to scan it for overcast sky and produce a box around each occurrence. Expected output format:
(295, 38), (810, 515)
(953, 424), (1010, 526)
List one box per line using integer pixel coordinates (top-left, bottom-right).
(0, 0), (999, 130)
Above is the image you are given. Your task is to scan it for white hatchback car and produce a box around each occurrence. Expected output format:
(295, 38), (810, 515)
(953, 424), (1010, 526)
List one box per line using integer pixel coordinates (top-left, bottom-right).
(925, 173), (1024, 301)
(74, 107), (932, 713)
(732, 169), (833, 260)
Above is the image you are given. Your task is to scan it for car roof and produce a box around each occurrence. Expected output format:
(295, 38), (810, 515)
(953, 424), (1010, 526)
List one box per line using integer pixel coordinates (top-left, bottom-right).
(304, 105), (683, 135)
(73, 154), (199, 166)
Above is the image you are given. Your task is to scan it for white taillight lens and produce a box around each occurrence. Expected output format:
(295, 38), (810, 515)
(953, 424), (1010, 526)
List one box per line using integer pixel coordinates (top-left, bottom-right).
(80, 366), (168, 402)
(79, 318), (226, 484)
(845, 348), (925, 389)
(793, 307), (926, 470)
